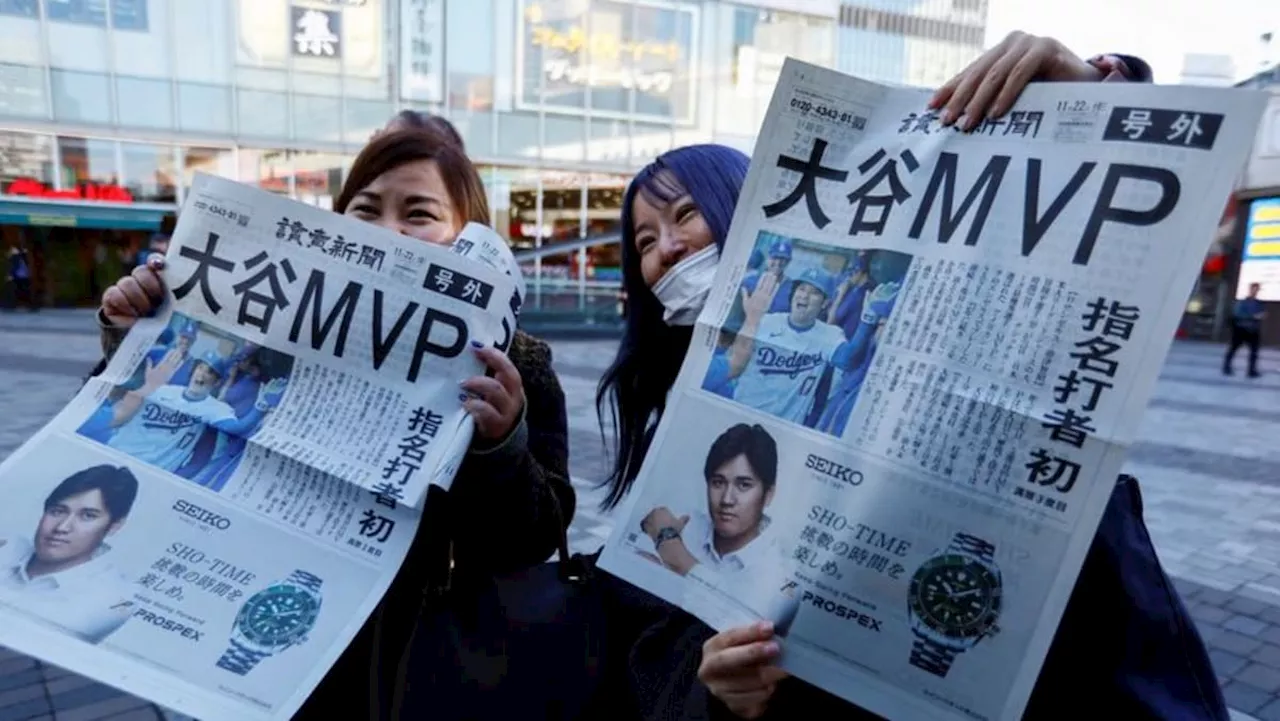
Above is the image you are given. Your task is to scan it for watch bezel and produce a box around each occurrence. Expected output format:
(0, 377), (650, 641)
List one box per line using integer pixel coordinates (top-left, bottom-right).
(907, 553), (1002, 641)
(235, 583), (321, 648)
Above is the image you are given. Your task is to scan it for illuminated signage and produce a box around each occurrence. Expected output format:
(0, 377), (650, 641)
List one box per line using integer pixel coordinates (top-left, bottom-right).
(516, 0), (699, 125)
(292, 5), (342, 58)
(4, 177), (134, 203)
(1238, 197), (1280, 302)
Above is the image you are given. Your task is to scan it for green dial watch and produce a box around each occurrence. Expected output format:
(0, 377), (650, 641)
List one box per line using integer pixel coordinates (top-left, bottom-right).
(906, 532), (1003, 678)
(216, 569), (324, 676)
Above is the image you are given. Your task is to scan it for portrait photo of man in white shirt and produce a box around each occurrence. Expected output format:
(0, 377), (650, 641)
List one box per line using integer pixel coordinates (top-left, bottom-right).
(0, 465), (140, 644)
(639, 423), (783, 578)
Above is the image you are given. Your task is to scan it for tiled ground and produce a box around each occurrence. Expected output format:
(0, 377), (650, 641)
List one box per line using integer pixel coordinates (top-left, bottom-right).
(2, 310), (1279, 720)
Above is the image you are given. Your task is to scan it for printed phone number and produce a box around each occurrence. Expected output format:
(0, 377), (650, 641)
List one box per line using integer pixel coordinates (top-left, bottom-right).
(789, 97), (867, 130)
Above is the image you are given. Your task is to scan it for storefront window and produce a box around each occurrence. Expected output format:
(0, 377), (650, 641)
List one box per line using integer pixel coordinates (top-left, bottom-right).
(182, 146), (237, 188)
(58, 136), (118, 187)
(238, 148), (292, 195)
(290, 151), (347, 209)
(585, 175), (627, 282)
(0, 131), (56, 192)
(121, 142), (178, 204)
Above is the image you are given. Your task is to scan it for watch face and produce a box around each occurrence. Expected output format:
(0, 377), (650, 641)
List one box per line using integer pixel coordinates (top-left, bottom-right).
(236, 583), (321, 648)
(908, 553), (1001, 640)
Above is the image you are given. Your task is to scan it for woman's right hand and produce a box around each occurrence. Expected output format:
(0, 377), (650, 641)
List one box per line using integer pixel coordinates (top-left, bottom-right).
(101, 255), (167, 328)
(698, 622), (789, 720)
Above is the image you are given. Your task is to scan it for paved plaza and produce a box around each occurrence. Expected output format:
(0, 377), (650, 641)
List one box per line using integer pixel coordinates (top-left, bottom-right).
(1, 309), (1279, 720)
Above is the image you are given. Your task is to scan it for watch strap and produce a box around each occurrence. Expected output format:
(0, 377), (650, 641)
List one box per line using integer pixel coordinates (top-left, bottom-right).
(909, 636), (958, 678)
(288, 569), (323, 593)
(949, 533), (995, 564)
(654, 526), (681, 547)
(216, 638), (270, 676)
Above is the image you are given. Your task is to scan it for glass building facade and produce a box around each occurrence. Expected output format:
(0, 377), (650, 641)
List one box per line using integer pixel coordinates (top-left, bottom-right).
(836, 0), (987, 89)
(0, 0), (839, 313)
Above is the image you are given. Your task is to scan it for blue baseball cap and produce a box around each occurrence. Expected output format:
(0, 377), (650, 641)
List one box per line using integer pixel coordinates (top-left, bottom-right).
(177, 320), (198, 340)
(767, 237), (793, 260)
(796, 268), (835, 299)
(195, 351), (230, 378)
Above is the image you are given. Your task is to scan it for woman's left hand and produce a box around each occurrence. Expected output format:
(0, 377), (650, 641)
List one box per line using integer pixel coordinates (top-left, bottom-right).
(461, 342), (525, 441)
(931, 31), (1103, 131)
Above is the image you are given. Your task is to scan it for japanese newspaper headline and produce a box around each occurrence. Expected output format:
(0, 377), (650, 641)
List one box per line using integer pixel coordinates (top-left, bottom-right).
(599, 59), (1266, 721)
(0, 173), (523, 721)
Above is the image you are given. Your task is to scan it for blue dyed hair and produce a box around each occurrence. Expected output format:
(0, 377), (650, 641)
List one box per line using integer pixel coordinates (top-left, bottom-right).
(595, 144), (750, 510)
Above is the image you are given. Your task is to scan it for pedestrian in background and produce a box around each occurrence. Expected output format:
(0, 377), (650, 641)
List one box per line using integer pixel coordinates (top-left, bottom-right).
(1224, 281), (1265, 377)
(7, 245), (36, 311)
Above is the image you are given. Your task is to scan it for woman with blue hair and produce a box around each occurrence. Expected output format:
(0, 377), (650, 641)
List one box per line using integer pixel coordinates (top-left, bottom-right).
(599, 32), (1227, 721)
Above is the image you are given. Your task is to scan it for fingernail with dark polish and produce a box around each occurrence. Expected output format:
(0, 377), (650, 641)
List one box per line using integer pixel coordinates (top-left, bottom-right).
(458, 393), (469, 402)
(470, 340), (484, 349)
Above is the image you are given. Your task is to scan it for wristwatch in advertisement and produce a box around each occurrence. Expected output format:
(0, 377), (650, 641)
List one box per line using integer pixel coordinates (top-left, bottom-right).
(654, 526), (682, 548)
(905, 532), (1002, 678)
(216, 569), (324, 676)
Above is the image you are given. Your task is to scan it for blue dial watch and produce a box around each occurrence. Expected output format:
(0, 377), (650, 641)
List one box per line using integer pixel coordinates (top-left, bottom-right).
(216, 569), (324, 676)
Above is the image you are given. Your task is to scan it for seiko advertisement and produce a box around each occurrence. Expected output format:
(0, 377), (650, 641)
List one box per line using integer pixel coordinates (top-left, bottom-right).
(0, 442), (377, 715)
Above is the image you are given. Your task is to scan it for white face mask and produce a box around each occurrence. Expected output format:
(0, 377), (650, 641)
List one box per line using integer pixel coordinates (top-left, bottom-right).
(651, 245), (720, 326)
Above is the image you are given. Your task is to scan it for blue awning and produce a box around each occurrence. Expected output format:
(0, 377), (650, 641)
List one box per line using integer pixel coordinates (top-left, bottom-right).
(0, 198), (170, 230)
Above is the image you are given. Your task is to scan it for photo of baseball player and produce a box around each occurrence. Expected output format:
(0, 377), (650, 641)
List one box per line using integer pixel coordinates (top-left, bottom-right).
(0, 464), (140, 644)
(706, 231), (912, 437)
(76, 313), (293, 487)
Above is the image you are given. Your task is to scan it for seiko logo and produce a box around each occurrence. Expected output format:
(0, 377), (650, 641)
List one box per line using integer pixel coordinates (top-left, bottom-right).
(172, 499), (231, 530)
(805, 454), (864, 487)
(800, 590), (883, 632)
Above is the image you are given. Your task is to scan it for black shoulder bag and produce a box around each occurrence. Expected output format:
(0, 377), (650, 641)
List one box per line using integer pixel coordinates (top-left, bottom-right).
(387, 503), (620, 721)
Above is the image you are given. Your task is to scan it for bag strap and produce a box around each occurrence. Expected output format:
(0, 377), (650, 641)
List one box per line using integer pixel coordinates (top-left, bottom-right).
(548, 488), (593, 585)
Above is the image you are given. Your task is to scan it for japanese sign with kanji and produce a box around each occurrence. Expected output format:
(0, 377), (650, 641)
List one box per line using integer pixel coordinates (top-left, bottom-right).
(600, 58), (1266, 721)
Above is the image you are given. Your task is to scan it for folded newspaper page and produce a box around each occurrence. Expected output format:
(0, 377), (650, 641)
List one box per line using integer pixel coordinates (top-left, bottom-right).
(599, 60), (1266, 721)
(0, 174), (520, 720)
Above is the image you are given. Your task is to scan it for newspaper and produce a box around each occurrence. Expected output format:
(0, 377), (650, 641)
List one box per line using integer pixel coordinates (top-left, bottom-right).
(599, 60), (1266, 721)
(0, 173), (521, 721)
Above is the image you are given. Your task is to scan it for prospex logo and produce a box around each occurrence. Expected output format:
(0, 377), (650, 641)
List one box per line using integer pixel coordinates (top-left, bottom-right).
(172, 499), (231, 530)
(805, 453), (864, 488)
(800, 590), (882, 632)
(779, 579), (799, 598)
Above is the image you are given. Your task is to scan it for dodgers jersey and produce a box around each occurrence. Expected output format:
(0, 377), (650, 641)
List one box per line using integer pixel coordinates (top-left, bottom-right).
(108, 385), (237, 471)
(733, 313), (846, 424)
